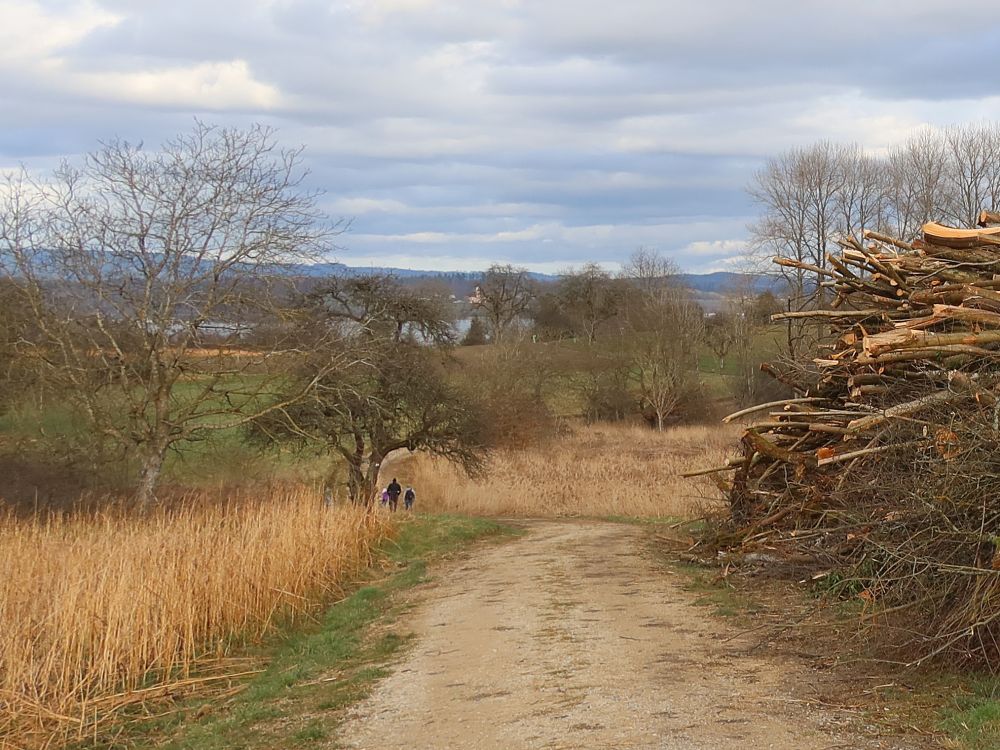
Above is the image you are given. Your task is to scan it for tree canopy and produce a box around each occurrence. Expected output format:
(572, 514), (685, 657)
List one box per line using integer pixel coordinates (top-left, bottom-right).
(252, 339), (487, 504)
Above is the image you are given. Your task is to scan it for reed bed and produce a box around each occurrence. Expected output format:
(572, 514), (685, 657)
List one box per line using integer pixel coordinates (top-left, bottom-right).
(401, 422), (739, 518)
(0, 488), (392, 747)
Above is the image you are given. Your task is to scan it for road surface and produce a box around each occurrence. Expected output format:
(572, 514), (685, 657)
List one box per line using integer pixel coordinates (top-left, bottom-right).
(340, 520), (926, 750)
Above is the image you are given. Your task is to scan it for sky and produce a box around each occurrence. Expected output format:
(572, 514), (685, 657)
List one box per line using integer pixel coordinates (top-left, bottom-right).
(3, 1), (1000, 274)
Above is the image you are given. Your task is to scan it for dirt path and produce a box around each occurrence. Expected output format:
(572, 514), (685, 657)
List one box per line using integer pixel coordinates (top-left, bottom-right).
(339, 521), (927, 750)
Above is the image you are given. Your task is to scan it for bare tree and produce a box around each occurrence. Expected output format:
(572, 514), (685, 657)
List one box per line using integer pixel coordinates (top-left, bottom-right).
(942, 124), (1000, 227)
(885, 129), (950, 239)
(834, 143), (887, 242)
(755, 126), (1000, 281)
(704, 312), (737, 372)
(749, 142), (846, 306)
(0, 279), (37, 412)
(749, 142), (880, 361)
(619, 246), (675, 298)
(749, 150), (811, 307)
(620, 249), (703, 430)
(629, 330), (692, 430)
(556, 263), (621, 344)
(475, 264), (534, 344)
(0, 123), (342, 506)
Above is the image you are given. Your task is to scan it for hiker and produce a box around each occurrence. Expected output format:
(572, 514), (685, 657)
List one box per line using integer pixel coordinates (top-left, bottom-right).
(380, 488), (390, 507)
(404, 486), (416, 510)
(387, 478), (402, 511)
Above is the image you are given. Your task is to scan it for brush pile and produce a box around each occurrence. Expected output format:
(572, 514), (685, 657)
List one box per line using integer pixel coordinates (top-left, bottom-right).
(701, 210), (1000, 669)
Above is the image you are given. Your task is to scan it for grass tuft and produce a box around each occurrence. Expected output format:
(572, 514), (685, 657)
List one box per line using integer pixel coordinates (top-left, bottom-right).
(940, 679), (1000, 749)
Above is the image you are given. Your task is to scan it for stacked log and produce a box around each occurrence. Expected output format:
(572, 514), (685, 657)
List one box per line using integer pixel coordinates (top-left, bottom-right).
(690, 214), (1000, 668)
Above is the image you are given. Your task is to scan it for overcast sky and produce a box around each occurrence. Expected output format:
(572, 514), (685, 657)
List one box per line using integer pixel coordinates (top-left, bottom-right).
(3, 1), (1000, 273)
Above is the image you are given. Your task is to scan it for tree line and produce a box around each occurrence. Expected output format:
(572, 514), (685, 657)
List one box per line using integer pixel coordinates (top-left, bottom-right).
(469, 254), (781, 423)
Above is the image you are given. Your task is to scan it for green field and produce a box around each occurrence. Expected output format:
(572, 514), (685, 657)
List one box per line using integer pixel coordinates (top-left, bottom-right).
(0, 376), (332, 502)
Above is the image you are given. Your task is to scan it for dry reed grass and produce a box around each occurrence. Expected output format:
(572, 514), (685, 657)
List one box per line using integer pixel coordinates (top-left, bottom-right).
(398, 422), (740, 518)
(0, 488), (392, 747)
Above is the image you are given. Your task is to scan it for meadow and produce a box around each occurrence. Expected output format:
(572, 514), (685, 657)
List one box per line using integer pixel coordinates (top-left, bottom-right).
(395, 422), (740, 518)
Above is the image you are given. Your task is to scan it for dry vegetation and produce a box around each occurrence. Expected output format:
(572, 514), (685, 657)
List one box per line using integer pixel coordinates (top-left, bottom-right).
(716, 217), (1000, 670)
(0, 489), (392, 747)
(398, 422), (739, 518)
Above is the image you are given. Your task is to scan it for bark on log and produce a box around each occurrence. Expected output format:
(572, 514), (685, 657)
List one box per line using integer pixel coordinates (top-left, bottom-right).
(931, 304), (1000, 328)
(978, 210), (1000, 226)
(922, 221), (1000, 249)
(681, 457), (747, 478)
(863, 229), (916, 252)
(863, 329), (1000, 357)
(744, 429), (815, 466)
(846, 390), (972, 433)
(721, 397), (827, 424)
(816, 443), (914, 466)
(771, 309), (888, 321)
(854, 345), (995, 366)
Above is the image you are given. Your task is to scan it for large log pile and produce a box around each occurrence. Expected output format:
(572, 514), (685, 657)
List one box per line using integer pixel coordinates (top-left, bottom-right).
(699, 211), (1000, 669)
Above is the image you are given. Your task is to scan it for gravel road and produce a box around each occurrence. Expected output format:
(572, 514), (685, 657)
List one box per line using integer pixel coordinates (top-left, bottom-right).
(339, 520), (929, 750)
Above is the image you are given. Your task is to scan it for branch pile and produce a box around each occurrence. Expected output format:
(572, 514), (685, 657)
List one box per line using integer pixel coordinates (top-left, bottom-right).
(700, 211), (1000, 669)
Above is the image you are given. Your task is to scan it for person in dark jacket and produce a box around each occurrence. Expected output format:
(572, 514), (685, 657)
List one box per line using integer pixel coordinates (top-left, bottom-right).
(386, 478), (402, 511)
(404, 486), (416, 510)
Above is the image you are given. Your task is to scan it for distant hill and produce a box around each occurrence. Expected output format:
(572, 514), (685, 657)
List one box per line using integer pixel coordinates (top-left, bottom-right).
(675, 272), (783, 295)
(291, 262), (490, 281)
(296, 264), (784, 296)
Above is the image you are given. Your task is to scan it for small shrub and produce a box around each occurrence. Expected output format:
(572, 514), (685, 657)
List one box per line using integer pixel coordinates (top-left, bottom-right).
(579, 370), (634, 423)
(461, 317), (488, 346)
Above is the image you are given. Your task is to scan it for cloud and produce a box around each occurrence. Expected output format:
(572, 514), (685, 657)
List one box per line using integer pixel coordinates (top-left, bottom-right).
(73, 60), (282, 109)
(681, 240), (747, 258)
(0, 0), (121, 64)
(3, 1), (1000, 273)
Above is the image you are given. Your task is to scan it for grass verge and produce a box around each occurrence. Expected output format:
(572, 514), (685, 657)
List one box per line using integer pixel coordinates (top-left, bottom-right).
(669, 560), (763, 619)
(85, 514), (518, 750)
(939, 678), (1000, 749)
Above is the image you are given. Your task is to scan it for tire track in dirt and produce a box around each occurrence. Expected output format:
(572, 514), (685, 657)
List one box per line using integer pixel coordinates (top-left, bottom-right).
(338, 520), (928, 750)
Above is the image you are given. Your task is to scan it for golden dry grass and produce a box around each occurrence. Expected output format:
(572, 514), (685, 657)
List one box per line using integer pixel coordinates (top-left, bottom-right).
(398, 422), (741, 518)
(0, 488), (392, 747)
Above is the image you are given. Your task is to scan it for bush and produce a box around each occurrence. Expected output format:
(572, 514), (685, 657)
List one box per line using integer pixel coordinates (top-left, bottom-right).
(579, 370), (634, 424)
(461, 317), (488, 346)
(672, 381), (722, 424)
(479, 389), (557, 449)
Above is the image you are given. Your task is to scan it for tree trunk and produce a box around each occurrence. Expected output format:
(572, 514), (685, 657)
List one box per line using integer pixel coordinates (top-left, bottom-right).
(346, 459), (365, 505)
(656, 410), (665, 432)
(136, 446), (167, 510)
(346, 452), (383, 509)
(363, 452), (384, 508)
